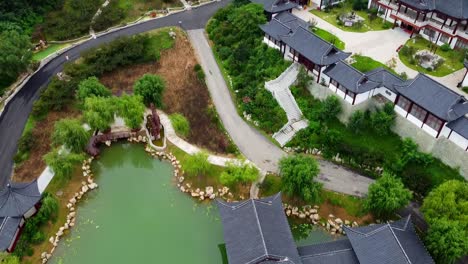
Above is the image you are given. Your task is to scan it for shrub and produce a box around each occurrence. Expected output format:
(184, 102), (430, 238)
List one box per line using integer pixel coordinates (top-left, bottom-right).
(14, 129), (35, 164)
(0, 30), (32, 91)
(348, 110), (367, 134)
(317, 96), (342, 121)
(32, 77), (76, 118)
(440, 43), (451, 52)
(220, 162), (259, 187)
(352, 0), (368, 10)
(83, 96), (116, 132)
(44, 150), (84, 181)
(52, 119), (90, 153)
(77, 76), (112, 101)
(116, 95), (145, 130)
(169, 113), (190, 138)
(91, 0), (125, 32)
(370, 104), (396, 135)
(0, 252), (20, 264)
(194, 64), (205, 82)
(133, 74), (166, 107)
(462, 86), (468, 93)
(183, 152), (210, 177)
(296, 66), (312, 89)
(364, 172), (412, 219)
(279, 154), (322, 202)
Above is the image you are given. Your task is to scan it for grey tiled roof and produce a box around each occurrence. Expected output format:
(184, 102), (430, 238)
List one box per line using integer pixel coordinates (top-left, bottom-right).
(365, 67), (405, 93)
(298, 239), (359, 264)
(260, 12), (309, 42)
(344, 216), (435, 264)
(323, 61), (381, 93)
(0, 180), (41, 217)
(280, 27), (351, 66)
(251, 0), (298, 13)
(0, 217), (21, 251)
(394, 74), (468, 121)
(399, 0), (468, 19)
(447, 116), (468, 138)
(217, 193), (302, 264)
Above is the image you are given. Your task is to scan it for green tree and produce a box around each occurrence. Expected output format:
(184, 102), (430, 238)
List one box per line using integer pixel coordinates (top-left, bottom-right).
(421, 180), (468, 224)
(36, 193), (59, 223)
(77, 76), (111, 101)
(425, 219), (468, 264)
(279, 155), (322, 202)
(296, 66), (313, 89)
(52, 119), (90, 153)
(83, 96), (116, 132)
(370, 103), (396, 135)
(220, 162), (259, 187)
(133, 74), (165, 107)
(364, 172), (412, 219)
(169, 113), (190, 138)
(0, 30), (32, 91)
(183, 152), (210, 177)
(44, 150), (84, 181)
(116, 94), (145, 129)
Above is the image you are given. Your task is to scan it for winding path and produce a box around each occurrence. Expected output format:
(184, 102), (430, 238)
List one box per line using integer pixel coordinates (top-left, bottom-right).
(0, 1), (230, 187)
(188, 29), (373, 197)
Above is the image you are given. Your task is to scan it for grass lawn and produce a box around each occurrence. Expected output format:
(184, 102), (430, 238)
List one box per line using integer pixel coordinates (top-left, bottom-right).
(310, 2), (392, 32)
(351, 54), (398, 74)
(32, 44), (69, 61)
(398, 36), (465, 77)
(312, 27), (345, 50)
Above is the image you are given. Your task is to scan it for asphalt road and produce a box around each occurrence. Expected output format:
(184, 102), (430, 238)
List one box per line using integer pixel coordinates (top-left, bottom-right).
(0, 1), (230, 187)
(188, 29), (373, 196)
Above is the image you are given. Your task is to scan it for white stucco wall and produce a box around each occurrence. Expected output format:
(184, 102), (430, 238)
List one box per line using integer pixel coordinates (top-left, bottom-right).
(354, 91), (371, 105)
(462, 70), (468, 87)
(394, 105), (408, 117)
(447, 130), (468, 150)
(263, 37), (281, 50)
(421, 124), (438, 137)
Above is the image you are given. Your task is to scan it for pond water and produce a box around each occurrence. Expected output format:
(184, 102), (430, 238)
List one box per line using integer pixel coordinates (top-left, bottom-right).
(50, 143), (333, 264)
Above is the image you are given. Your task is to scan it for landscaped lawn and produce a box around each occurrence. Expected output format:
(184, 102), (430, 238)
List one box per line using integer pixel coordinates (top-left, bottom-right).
(310, 2), (392, 32)
(398, 35), (465, 77)
(32, 44), (69, 61)
(312, 27), (345, 50)
(118, 0), (183, 22)
(351, 54), (398, 75)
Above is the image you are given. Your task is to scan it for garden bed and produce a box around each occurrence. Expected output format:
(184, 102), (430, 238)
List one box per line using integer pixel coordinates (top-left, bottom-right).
(398, 36), (465, 77)
(100, 29), (235, 154)
(351, 54), (398, 74)
(310, 2), (392, 32)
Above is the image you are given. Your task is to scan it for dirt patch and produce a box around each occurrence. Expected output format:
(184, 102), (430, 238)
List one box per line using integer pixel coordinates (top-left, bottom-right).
(319, 201), (374, 225)
(100, 31), (231, 154)
(12, 107), (81, 183)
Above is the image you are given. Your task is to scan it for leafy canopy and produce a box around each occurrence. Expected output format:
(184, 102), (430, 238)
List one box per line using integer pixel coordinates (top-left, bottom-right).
(133, 74), (166, 107)
(220, 162), (259, 187)
(421, 180), (468, 225)
(83, 96), (116, 132)
(116, 94), (145, 129)
(0, 30), (32, 91)
(77, 76), (111, 101)
(364, 172), (412, 219)
(425, 219), (468, 264)
(279, 154), (322, 202)
(52, 118), (90, 153)
(44, 150), (84, 181)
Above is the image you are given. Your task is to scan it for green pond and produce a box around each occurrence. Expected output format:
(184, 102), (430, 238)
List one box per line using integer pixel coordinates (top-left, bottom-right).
(50, 143), (333, 264)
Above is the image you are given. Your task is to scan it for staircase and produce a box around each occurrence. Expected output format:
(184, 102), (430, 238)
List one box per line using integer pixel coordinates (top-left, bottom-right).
(265, 63), (309, 146)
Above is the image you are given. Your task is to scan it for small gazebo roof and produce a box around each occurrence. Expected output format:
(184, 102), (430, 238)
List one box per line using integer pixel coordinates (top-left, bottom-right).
(0, 180), (41, 218)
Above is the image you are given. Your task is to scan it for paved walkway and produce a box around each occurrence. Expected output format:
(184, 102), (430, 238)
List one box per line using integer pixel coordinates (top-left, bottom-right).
(293, 8), (467, 93)
(188, 29), (373, 197)
(265, 63), (308, 146)
(156, 110), (244, 167)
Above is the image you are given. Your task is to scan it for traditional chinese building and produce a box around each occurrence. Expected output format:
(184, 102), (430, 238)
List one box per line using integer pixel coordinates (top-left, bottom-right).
(0, 181), (42, 252)
(217, 194), (434, 264)
(368, 0), (468, 49)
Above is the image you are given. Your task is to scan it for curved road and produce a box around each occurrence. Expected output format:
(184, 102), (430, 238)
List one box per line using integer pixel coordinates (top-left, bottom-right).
(0, 1), (230, 187)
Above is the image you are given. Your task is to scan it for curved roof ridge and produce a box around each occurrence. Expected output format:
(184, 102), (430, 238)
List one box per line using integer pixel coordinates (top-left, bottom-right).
(388, 223), (412, 264)
(251, 199), (269, 259)
(343, 224), (389, 236)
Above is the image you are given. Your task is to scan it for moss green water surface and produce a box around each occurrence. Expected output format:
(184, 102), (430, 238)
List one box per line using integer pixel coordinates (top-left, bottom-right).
(50, 143), (333, 263)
